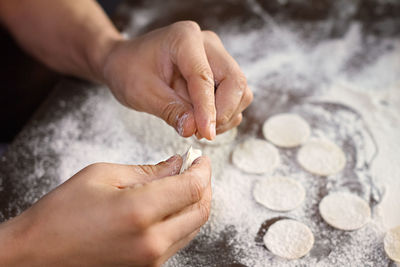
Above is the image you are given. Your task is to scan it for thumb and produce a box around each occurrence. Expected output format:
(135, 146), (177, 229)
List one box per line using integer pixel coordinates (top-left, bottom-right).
(147, 80), (197, 138)
(136, 155), (183, 182)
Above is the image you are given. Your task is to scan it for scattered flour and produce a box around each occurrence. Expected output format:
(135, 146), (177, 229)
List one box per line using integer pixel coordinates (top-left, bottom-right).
(1, 2), (399, 266)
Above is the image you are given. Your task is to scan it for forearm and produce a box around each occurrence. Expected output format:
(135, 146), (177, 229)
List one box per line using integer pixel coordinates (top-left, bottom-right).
(0, 0), (123, 82)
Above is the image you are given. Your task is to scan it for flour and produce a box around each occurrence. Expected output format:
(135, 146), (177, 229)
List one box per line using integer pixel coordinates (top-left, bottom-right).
(2, 2), (399, 266)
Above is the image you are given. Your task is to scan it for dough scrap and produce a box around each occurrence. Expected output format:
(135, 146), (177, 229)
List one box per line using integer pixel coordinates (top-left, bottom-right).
(232, 139), (280, 174)
(319, 192), (371, 231)
(195, 127), (238, 146)
(263, 113), (311, 148)
(384, 225), (400, 262)
(180, 146), (202, 174)
(264, 219), (314, 260)
(253, 176), (305, 211)
(297, 139), (346, 176)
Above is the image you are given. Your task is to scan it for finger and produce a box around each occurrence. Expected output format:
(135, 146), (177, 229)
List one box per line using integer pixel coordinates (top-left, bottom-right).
(168, 21), (216, 140)
(140, 77), (197, 137)
(155, 229), (200, 266)
(120, 156), (211, 229)
(216, 113), (243, 135)
(110, 155), (183, 188)
(154, 177), (211, 244)
(202, 31), (251, 129)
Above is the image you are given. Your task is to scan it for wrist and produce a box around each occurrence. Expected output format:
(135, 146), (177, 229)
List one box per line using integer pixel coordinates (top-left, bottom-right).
(85, 29), (125, 84)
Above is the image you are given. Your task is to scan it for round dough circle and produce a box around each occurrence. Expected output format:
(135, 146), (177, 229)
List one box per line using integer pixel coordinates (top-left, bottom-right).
(384, 225), (400, 262)
(195, 127), (237, 146)
(253, 176), (305, 211)
(319, 192), (371, 231)
(263, 113), (311, 148)
(264, 219), (314, 259)
(232, 139), (280, 174)
(297, 139), (346, 176)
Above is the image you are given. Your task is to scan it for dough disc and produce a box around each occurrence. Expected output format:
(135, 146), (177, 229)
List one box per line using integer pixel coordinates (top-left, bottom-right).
(263, 113), (311, 148)
(180, 146), (202, 174)
(384, 225), (400, 262)
(195, 127), (238, 146)
(253, 176), (305, 211)
(297, 139), (346, 176)
(264, 219), (314, 259)
(232, 139), (280, 174)
(319, 192), (371, 231)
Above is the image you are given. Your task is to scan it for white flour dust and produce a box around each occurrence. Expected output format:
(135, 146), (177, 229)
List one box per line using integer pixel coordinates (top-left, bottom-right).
(4, 5), (399, 267)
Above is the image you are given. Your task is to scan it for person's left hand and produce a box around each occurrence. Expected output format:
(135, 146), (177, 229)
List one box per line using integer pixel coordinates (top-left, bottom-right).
(101, 21), (253, 140)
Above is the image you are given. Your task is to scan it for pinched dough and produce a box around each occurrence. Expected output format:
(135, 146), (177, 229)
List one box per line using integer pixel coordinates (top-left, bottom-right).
(263, 113), (311, 148)
(232, 138), (280, 174)
(179, 146), (202, 174)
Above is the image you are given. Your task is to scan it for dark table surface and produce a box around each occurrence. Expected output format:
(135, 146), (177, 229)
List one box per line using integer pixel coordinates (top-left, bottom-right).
(1, 1), (399, 266)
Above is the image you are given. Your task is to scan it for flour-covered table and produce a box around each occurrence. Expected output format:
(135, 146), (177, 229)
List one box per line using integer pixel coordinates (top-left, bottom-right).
(1, 1), (399, 266)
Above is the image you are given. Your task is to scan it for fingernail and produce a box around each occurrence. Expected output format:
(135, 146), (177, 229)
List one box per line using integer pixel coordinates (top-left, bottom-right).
(192, 157), (202, 165)
(209, 122), (216, 140)
(166, 155), (178, 163)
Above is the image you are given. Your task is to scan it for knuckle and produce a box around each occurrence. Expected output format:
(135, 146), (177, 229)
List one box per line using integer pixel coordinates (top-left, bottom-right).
(84, 162), (110, 175)
(137, 165), (158, 177)
(187, 175), (204, 203)
(234, 114), (243, 126)
(203, 30), (220, 40)
(197, 200), (211, 224)
(141, 234), (167, 260)
(174, 20), (201, 32)
(160, 102), (179, 127)
(243, 89), (254, 106)
(192, 64), (214, 86)
(217, 113), (232, 126)
(236, 73), (248, 92)
(129, 209), (151, 231)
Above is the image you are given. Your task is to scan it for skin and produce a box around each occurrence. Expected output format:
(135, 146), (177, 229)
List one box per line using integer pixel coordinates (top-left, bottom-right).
(0, 0), (253, 265)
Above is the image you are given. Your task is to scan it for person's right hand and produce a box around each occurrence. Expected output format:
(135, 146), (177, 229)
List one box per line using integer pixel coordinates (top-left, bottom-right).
(0, 155), (211, 266)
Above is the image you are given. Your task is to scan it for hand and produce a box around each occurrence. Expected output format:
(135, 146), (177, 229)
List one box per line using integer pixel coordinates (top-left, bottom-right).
(0, 155), (211, 266)
(102, 21), (253, 140)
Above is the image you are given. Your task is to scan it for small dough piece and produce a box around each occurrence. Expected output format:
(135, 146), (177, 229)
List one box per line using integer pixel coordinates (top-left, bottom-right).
(384, 225), (400, 262)
(263, 113), (311, 148)
(196, 127), (238, 146)
(253, 176), (305, 211)
(232, 139), (280, 174)
(179, 146), (202, 174)
(319, 192), (371, 231)
(297, 139), (346, 176)
(264, 219), (314, 259)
